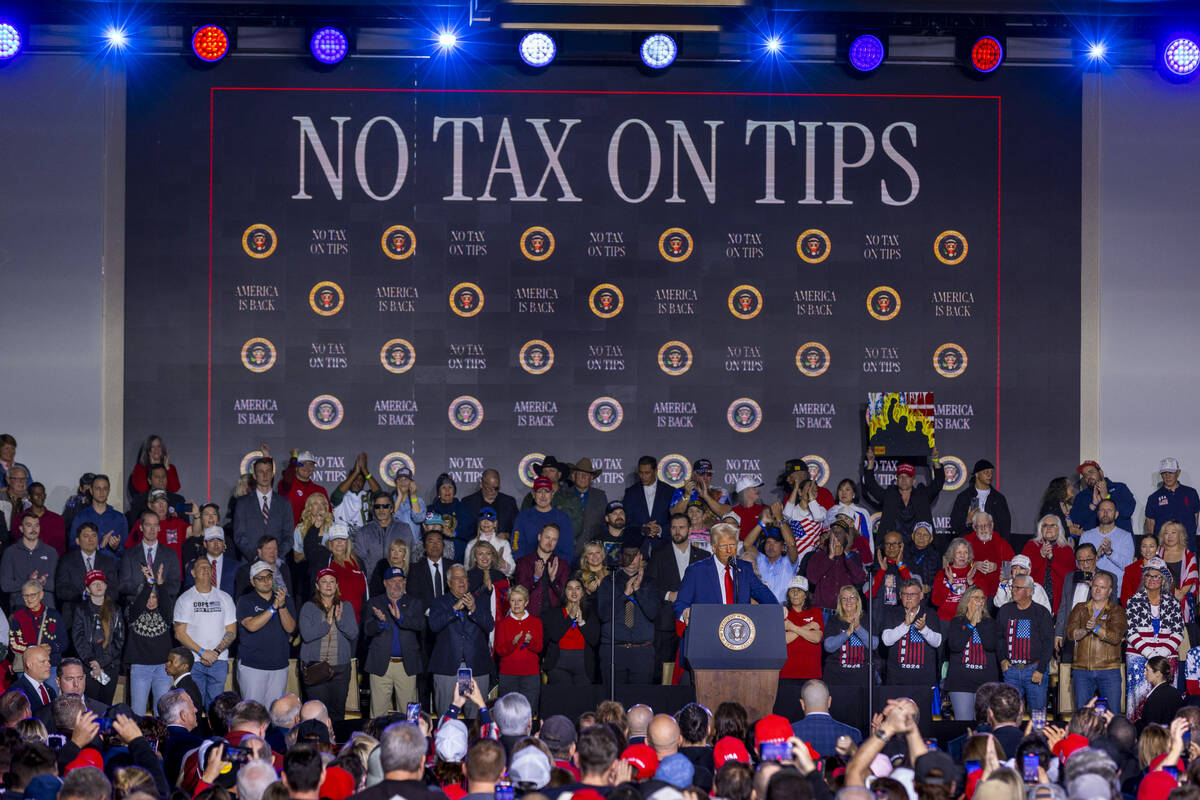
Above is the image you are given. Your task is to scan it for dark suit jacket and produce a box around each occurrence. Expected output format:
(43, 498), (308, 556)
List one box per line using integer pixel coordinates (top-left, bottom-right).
(232, 491), (293, 562)
(949, 487), (1013, 538)
(363, 593), (426, 675)
(118, 542), (183, 604)
(15, 674), (56, 715)
(35, 694), (106, 731)
(127, 490), (186, 528)
(461, 491), (520, 536)
(648, 543), (708, 630)
(622, 480), (674, 538)
(673, 557), (777, 619)
(576, 487), (610, 558)
(540, 603), (600, 672)
(407, 557), (453, 609)
(232, 559), (294, 601)
(163, 724), (204, 786)
(173, 673), (205, 717)
(54, 549), (118, 629)
(183, 553), (242, 597)
(427, 593), (494, 675)
(790, 712), (863, 757)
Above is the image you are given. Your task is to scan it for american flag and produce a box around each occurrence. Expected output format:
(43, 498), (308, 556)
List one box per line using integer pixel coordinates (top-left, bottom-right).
(899, 626), (925, 668)
(963, 626), (986, 669)
(1007, 618), (1032, 662)
(840, 631), (866, 668)
(788, 517), (823, 558)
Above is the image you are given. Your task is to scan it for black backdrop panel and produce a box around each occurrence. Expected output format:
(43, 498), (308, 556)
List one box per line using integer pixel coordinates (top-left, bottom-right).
(125, 58), (1081, 529)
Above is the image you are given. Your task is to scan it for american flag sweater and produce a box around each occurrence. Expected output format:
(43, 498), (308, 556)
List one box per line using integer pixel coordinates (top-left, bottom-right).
(1126, 591), (1184, 659)
(995, 601), (1054, 672)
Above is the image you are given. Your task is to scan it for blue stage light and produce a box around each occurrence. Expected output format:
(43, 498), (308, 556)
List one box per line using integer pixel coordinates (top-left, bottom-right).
(1087, 40), (1107, 61)
(1163, 36), (1200, 77)
(438, 31), (458, 50)
(310, 27), (348, 65)
(848, 34), (885, 72)
(765, 36), (782, 54)
(103, 25), (128, 51)
(0, 21), (22, 60)
(519, 32), (556, 67)
(640, 33), (677, 69)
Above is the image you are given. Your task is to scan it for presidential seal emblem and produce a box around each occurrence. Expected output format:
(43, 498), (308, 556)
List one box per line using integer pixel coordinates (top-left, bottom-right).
(796, 229), (831, 264)
(718, 613), (756, 651)
(381, 225), (416, 260)
(658, 454), (691, 488)
(241, 337), (276, 373)
(308, 395), (344, 431)
(795, 342), (831, 377)
(940, 456), (968, 492)
(242, 224), (277, 259)
(933, 343), (968, 378)
(658, 228), (693, 262)
(449, 283), (484, 317)
(802, 455), (830, 487)
(379, 338), (415, 374)
(378, 452), (416, 488)
(867, 286), (901, 321)
(517, 453), (546, 488)
(934, 230), (968, 265)
(309, 281), (345, 317)
(727, 398), (763, 433)
(520, 226), (555, 261)
(448, 396), (483, 431)
(519, 340), (555, 375)
(240, 450), (265, 476)
(728, 285), (763, 320)
(589, 284), (624, 319)
(588, 397), (624, 433)
(658, 341), (693, 377)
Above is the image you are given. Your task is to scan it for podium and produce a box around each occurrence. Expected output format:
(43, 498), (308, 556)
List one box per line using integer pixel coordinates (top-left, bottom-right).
(684, 604), (786, 720)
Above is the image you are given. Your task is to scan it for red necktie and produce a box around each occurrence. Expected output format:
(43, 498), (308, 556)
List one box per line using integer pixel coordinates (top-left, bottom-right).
(211, 559), (219, 581)
(261, 495), (270, 524)
(38, 685), (48, 705)
(724, 564), (734, 604)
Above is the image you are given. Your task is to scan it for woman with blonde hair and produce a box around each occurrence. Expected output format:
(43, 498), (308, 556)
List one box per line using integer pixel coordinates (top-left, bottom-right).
(574, 541), (609, 597)
(369, 538), (411, 596)
(821, 585), (876, 731)
(469, 540), (510, 649)
(293, 492), (333, 561)
(931, 537), (977, 621)
(944, 585), (997, 720)
(307, 523), (368, 621)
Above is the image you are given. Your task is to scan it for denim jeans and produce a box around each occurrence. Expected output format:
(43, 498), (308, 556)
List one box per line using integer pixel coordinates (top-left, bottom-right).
(1072, 668), (1123, 714)
(1003, 663), (1048, 711)
(193, 659), (230, 709)
(129, 663), (174, 715)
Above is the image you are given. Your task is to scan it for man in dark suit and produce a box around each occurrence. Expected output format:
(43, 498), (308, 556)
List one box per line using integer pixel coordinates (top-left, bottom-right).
(35, 659), (106, 730)
(673, 523), (777, 625)
(183, 527), (242, 596)
(157, 685), (204, 785)
(649, 513), (708, 684)
(428, 564), (493, 717)
(789, 679), (863, 755)
(232, 535), (293, 600)
(621, 456), (674, 549)
(407, 528), (452, 608)
(118, 511), (183, 604)
(363, 566), (426, 718)
(165, 647), (207, 720)
(233, 456), (293, 562)
(54, 523), (118, 632)
(461, 469), (520, 538)
(596, 534), (661, 685)
(15, 644), (56, 716)
(569, 458), (609, 559)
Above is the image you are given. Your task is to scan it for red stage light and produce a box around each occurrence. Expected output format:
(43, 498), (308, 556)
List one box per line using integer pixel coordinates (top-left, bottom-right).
(192, 25), (229, 62)
(970, 36), (1003, 73)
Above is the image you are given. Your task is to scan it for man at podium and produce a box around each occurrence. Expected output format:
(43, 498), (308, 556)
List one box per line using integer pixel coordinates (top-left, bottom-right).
(674, 523), (777, 624)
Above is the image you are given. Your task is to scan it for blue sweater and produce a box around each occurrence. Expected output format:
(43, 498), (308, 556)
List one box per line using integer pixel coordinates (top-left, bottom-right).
(511, 507), (574, 562)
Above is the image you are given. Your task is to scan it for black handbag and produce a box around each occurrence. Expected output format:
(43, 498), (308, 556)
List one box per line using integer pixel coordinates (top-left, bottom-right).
(303, 608), (338, 686)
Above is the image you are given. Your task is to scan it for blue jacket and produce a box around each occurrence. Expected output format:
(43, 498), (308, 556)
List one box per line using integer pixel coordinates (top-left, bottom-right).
(790, 712), (863, 756)
(673, 557), (776, 620)
(1070, 479), (1137, 533)
(427, 592), (494, 675)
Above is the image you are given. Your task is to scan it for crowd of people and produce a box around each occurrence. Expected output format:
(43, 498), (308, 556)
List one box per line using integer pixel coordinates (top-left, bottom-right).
(2, 432), (1200, 798)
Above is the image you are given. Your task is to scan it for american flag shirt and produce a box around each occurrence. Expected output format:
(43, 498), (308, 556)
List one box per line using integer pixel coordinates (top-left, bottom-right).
(898, 625), (927, 669)
(841, 630), (867, 669)
(963, 624), (987, 670)
(1007, 618), (1032, 664)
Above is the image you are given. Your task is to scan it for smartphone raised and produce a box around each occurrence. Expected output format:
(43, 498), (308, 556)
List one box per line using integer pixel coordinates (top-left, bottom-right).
(1095, 697), (1108, 715)
(407, 703), (422, 724)
(1031, 708), (1046, 730)
(456, 665), (473, 696)
(494, 780), (514, 800)
(760, 741), (790, 762)
(1022, 753), (1040, 783)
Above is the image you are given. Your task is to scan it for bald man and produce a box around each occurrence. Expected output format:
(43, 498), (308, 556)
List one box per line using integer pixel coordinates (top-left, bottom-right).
(626, 704), (653, 745)
(648, 714), (681, 759)
(790, 679), (862, 757)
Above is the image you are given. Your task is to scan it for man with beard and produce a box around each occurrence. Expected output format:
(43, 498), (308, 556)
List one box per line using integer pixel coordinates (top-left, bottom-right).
(963, 512), (1014, 597)
(594, 500), (628, 562)
(596, 534), (661, 686)
(462, 469), (519, 538)
(13, 482), (66, 556)
(1071, 460), (1137, 533)
(278, 450), (329, 526)
(949, 459), (1012, 539)
(1079, 499), (1134, 592)
(648, 514), (707, 684)
(569, 459), (609, 553)
(512, 478), (573, 562)
(520, 457), (583, 539)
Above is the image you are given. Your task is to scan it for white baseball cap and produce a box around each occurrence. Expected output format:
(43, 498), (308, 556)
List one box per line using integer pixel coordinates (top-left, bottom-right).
(1161, 457), (1181, 473)
(203, 526), (225, 541)
(297, 451), (317, 464)
(735, 475), (763, 494)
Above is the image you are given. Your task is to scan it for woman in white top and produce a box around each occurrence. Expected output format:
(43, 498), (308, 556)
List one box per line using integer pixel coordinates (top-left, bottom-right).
(781, 479), (827, 559)
(829, 478), (873, 553)
(462, 508), (515, 576)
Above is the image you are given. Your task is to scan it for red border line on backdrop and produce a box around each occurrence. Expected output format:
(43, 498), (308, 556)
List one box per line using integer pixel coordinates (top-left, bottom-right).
(207, 87), (1003, 498)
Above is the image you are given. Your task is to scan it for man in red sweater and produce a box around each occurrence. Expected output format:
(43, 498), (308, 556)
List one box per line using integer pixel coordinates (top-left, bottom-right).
(495, 584), (543, 712)
(279, 451), (329, 525)
(964, 512), (1014, 597)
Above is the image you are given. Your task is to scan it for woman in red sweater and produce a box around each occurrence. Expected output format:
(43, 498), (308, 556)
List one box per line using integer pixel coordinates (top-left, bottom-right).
(130, 435), (182, 494)
(495, 584), (543, 712)
(931, 537), (977, 621)
(780, 576), (824, 684)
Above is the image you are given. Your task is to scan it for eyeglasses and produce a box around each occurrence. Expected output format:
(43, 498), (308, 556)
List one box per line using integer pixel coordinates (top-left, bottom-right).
(373, 504), (393, 510)
(252, 573), (274, 580)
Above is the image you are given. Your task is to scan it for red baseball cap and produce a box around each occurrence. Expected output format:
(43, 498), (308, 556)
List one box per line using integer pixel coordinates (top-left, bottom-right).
(533, 477), (554, 491)
(65, 748), (103, 772)
(319, 767), (355, 800)
(753, 714), (793, 748)
(621, 743), (659, 779)
(1077, 460), (1101, 475)
(713, 736), (751, 767)
(897, 463), (916, 477)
